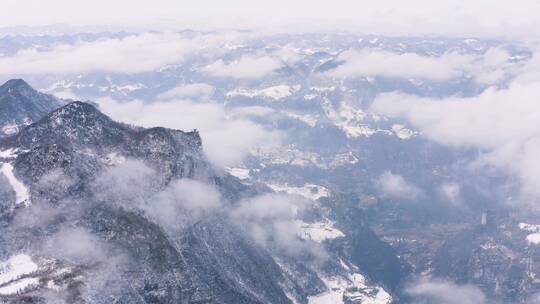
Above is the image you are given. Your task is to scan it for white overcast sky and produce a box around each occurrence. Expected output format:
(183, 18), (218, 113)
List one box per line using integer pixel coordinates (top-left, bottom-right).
(2, 0), (540, 39)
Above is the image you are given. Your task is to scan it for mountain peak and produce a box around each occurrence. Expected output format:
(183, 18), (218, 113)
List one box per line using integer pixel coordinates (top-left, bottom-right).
(0, 79), (65, 137)
(5, 100), (125, 149)
(50, 101), (103, 119)
(0, 79), (34, 94)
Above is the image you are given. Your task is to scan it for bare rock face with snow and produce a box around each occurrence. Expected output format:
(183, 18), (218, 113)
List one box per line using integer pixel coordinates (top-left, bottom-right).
(0, 100), (207, 303)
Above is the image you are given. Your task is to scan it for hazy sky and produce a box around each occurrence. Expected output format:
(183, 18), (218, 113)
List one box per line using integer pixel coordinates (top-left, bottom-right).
(3, 0), (540, 39)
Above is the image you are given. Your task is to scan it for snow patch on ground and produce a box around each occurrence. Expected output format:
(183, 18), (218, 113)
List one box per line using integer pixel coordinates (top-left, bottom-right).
(345, 274), (392, 304)
(329, 152), (359, 168)
(227, 85), (300, 100)
(519, 223), (540, 245)
(304, 94), (318, 100)
(1, 118), (32, 136)
(309, 273), (392, 304)
(0, 277), (39, 295)
(99, 83), (145, 94)
(1, 123), (19, 136)
(252, 145), (361, 170)
(0, 255), (38, 287)
(225, 167), (251, 180)
(268, 183), (330, 200)
(527, 234), (540, 245)
(282, 112), (318, 127)
(0, 255), (73, 296)
(391, 124), (417, 140)
(340, 124), (378, 138)
(46, 279), (61, 291)
(0, 148), (18, 159)
(322, 99), (378, 138)
(1, 163), (30, 205)
(296, 220), (345, 243)
(320, 99), (418, 140)
(310, 86), (336, 92)
(250, 146), (326, 168)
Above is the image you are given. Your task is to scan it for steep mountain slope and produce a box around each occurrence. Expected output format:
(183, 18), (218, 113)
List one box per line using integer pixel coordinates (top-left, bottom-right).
(0, 79), (66, 137)
(0, 101), (207, 303)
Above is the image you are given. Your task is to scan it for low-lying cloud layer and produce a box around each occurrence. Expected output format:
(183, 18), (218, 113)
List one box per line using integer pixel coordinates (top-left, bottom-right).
(94, 160), (223, 231)
(157, 83), (215, 100)
(326, 48), (514, 84)
(43, 227), (109, 265)
(204, 55), (283, 79)
(230, 193), (327, 259)
(0, 29), (525, 90)
(97, 96), (282, 167)
(0, 32), (247, 76)
(372, 73), (540, 205)
(407, 277), (486, 304)
(149, 178), (222, 229)
(439, 182), (463, 206)
(376, 171), (423, 201)
(93, 160), (323, 258)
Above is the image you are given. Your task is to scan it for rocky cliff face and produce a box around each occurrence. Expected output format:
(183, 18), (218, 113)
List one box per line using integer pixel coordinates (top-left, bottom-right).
(0, 101), (208, 303)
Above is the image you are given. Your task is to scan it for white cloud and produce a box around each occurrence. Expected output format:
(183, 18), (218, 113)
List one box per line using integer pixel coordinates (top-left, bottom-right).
(230, 193), (326, 259)
(439, 182), (462, 206)
(376, 171), (422, 200)
(327, 49), (470, 81)
(203, 55), (282, 79)
(271, 46), (302, 65)
(148, 179), (222, 229)
(372, 79), (540, 202)
(43, 227), (108, 265)
(407, 277), (486, 304)
(93, 160), (324, 258)
(326, 48), (513, 84)
(232, 106), (275, 118)
(51, 89), (80, 101)
(157, 83), (215, 100)
(231, 193), (302, 224)
(94, 160), (222, 232)
(0, 32), (236, 76)
(93, 159), (159, 209)
(372, 84), (540, 150)
(96, 97), (282, 167)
